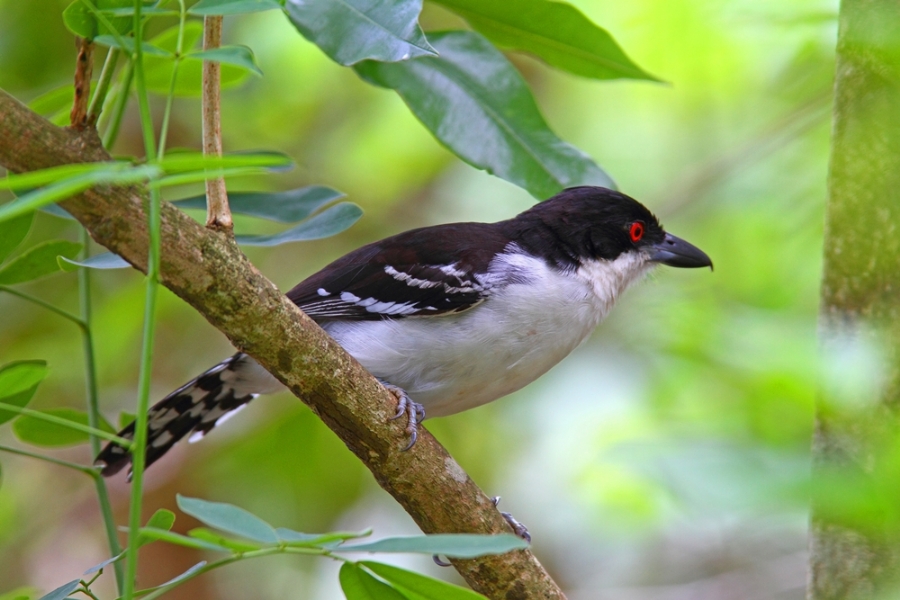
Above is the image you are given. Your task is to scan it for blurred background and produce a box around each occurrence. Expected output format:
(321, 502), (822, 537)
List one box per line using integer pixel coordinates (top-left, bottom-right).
(0, 0), (837, 598)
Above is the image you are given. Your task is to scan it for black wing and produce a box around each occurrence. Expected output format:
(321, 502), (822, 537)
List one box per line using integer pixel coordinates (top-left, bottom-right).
(287, 222), (511, 321)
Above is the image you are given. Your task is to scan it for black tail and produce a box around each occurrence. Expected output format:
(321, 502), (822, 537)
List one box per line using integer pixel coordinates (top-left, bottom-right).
(95, 353), (260, 477)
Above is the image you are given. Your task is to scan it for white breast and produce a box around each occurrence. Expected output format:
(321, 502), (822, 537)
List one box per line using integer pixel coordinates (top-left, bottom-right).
(323, 250), (654, 417)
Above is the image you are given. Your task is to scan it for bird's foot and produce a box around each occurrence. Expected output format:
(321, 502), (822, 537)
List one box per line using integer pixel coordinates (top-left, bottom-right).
(432, 496), (532, 567)
(492, 496), (531, 543)
(380, 379), (425, 451)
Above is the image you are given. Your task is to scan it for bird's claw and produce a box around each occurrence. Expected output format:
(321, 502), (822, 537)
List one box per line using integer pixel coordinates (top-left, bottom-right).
(492, 496), (531, 543)
(380, 379), (424, 451)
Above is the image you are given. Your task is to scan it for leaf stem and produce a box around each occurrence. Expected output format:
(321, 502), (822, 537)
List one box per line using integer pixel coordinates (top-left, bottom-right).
(103, 60), (134, 149)
(79, 227), (126, 592)
(0, 443), (97, 475)
(0, 286), (85, 328)
(157, 0), (187, 158)
(0, 402), (132, 446)
(88, 47), (120, 124)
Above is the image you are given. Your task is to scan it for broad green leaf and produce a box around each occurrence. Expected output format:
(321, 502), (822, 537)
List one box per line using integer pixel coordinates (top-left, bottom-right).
(340, 563), (408, 600)
(12, 408), (115, 447)
(0, 241), (82, 285)
(144, 22), (249, 96)
(188, 527), (263, 552)
(93, 35), (173, 58)
(340, 534), (528, 558)
(137, 509), (177, 548)
(136, 527), (231, 552)
(0, 361), (49, 401)
(60, 253), (130, 271)
(173, 185), (345, 223)
(190, 0), (282, 14)
(83, 552), (125, 575)
(62, 0), (133, 40)
(0, 165), (161, 224)
(35, 580), (79, 600)
(236, 203), (362, 246)
(362, 562), (486, 599)
(0, 386), (40, 426)
(431, 0), (659, 81)
(0, 213), (34, 263)
(355, 31), (614, 199)
(284, 0), (436, 66)
(186, 46), (263, 76)
(176, 495), (279, 543)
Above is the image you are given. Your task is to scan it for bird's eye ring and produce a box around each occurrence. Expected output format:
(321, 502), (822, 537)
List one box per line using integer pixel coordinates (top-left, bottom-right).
(629, 221), (645, 243)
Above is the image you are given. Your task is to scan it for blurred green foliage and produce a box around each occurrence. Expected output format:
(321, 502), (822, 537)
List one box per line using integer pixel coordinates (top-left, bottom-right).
(0, 0), (841, 598)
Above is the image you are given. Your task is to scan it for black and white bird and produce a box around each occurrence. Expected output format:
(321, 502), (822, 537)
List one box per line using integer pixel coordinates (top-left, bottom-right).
(96, 186), (712, 476)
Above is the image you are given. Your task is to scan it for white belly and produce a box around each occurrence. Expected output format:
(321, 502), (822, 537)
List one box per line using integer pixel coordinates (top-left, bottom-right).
(323, 253), (652, 417)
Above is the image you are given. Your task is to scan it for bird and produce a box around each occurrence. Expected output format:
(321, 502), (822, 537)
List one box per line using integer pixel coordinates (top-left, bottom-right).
(95, 186), (712, 477)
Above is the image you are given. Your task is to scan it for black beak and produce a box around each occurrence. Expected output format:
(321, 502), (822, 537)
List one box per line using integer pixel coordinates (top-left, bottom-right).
(649, 233), (713, 269)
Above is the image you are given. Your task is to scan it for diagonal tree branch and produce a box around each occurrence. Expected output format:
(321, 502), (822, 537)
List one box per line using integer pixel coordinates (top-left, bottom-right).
(0, 88), (565, 600)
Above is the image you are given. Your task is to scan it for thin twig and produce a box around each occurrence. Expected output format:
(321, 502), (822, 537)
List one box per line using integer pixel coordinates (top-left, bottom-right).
(201, 15), (232, 233)
(70, 37), (94, 128)
(87, 48), (120, 125)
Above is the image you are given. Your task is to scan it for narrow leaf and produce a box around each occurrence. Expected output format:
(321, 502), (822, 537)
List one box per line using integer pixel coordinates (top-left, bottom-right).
(28, 85), (74, 118)
(190, 0), (282, 14)
(173, 185), (346, 223)
(93, 35), (173, 57)
(0, 213), (34, 263)
(235, 203), (362, 246)
(12, 408), (115, 448)
(340, 562), (408, 600)
(136, 527), (231, 552)
(188, 527), (264, 552)
(0, 162), (133, 192)
(276, 527), (371, 547)
(284, 0), (436, 66)
(176, 495), (280, 543)
(83, 552), (125, 575)
(355, 31), (614, 199)
(340, 534), (528, 558)
(187, 46), (263, 76)
(0, 241), (82, 285)
(362, 562), (486, 599)
(431, 0), (659, 81)
(161, 561), (207, 586)
(155, 151), (293, 173)
(60, 253), (131, 271)
(36, 580), (79, 600)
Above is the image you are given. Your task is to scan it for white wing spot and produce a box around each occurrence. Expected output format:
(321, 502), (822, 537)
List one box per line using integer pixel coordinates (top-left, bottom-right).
(317, 288), (329, 296)
(341, 291), (361, 303)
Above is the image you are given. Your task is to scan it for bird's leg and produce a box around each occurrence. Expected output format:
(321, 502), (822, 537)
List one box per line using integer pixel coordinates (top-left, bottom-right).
(379, 379), (425, 451)
(492, 496), (531, 543)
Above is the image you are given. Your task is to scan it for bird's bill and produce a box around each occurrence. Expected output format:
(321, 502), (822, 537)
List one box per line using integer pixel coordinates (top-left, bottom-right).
(648, 233), (713, 269)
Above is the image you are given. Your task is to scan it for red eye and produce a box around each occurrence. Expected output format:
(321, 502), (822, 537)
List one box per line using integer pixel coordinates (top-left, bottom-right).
(629, 221), (645, 243)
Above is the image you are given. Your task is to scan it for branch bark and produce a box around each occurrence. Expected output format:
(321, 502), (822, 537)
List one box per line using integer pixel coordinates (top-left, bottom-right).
(201, 15), (232, 233)
(0, 89), (565, 600)
(810, 1), (900, 598)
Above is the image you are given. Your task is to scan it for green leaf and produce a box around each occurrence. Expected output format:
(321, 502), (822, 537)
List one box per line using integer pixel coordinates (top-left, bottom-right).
(176, 495), (280, 543)
(159, 562), (207, 587)
(284, 0), (436, 66)
(362, 562), (486, 599)
(340, 534), (528, 558)
(276, 527), (371, 547)
(0, 165), (161, 224)
(155, 151), (294, 173)
(340, 562), (408, 600)
(35, 580), (79, 600)
(136, 527), (231, 552)
(27, 85), (74, 119)
(0, 359), (47, 426)
(60, 253), (130, 271)
(0, 162), (131, 192)
(83, 552), (125, 575)
(144, 22), (249, 96)
(62, 0), (133, 40)
(12, 408), (115, 447)
(190, 0), (283, 14)
(147, 509), (177, 532)
(188, 527), (264, 552)
(236, 203), (362, 246)
(173, 185), (346, 223)
(0, 241), (82, 285)
(355, 31), (614, 199)
(431, 0), (659, 81)
(0, 213), (34, 264)
(187, 46), (263, 76)
(118, 411), (136, 430)
(93, 35), (173, 57)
